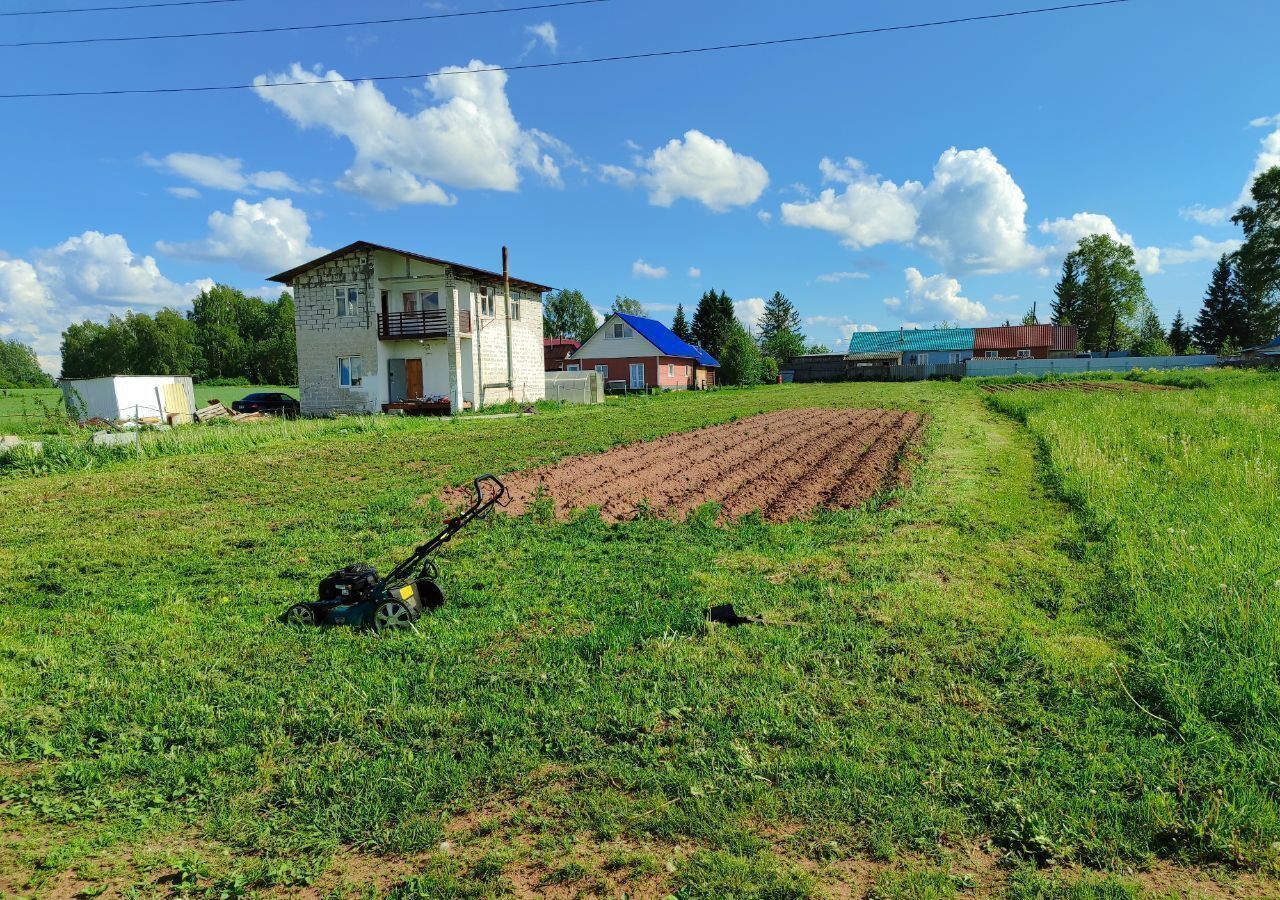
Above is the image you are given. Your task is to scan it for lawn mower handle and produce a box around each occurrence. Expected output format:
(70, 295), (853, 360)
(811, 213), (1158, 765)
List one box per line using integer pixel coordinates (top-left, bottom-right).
(384, 474), (508, 584)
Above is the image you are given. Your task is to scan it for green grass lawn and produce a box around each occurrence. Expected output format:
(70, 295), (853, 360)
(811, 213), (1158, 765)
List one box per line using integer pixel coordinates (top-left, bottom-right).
(1, 379), (1277, 898)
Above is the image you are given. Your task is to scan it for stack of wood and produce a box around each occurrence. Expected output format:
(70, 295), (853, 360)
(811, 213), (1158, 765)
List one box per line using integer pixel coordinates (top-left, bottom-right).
(194, 402), (233, 423)
(231, 412), (269, 423)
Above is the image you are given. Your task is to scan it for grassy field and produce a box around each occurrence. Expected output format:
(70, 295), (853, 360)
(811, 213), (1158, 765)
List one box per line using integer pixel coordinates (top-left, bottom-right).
(0, 385), (297, 436)
(1, 378), (1277, 898)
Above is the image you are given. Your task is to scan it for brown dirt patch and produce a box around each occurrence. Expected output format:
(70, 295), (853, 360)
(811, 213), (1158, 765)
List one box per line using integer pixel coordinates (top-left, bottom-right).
(474, 408), (924, 524)
(980, 380), (1175, 394)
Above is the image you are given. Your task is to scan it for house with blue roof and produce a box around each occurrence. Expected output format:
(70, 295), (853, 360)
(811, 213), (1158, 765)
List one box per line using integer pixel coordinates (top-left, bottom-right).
(569, 312), (719, 390)
(846, 327), (976, 366)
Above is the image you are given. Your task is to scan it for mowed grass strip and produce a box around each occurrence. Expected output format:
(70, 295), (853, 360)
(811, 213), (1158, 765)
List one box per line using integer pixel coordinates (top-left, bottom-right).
(987, 368), (1280, 865)
(0, 382), (1274, 897)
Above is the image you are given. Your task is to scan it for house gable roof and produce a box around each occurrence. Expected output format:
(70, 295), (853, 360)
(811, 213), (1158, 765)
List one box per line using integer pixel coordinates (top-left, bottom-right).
(616, 313), (719, 366)
(974, 324), (1077, 351)
(266, 240), (554, 293)
(846, 327), (976, 355)
(572, 313), (719, 367)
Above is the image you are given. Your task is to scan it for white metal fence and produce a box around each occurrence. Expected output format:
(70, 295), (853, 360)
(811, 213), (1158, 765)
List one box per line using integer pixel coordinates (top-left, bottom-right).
(965, 355), (1217, 377)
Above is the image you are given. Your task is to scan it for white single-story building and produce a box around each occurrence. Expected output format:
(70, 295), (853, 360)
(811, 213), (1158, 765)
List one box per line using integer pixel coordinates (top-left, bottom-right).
(60, 375), (196, 423)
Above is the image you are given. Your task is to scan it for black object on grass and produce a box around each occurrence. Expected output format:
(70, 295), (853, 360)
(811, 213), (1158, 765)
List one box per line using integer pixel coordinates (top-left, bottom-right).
(707, 603), (765, 627)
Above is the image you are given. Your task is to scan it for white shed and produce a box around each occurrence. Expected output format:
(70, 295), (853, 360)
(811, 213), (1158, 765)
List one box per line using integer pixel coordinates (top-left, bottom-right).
(60, 376), (197, 424)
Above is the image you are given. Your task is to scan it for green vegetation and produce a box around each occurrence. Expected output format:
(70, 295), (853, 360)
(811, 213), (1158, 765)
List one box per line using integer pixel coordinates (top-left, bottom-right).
(60, 285), (296, 383)
(986, 368), (1280, 859)
(1, 377), (1277, 897)
(0, 340), (54, 389)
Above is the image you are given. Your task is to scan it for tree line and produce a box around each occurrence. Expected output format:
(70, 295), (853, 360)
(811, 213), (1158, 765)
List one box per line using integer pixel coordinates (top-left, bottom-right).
(59, 285), (298, 383)
(1049, 165), (1280, 356)
(544, 288), (829, 386)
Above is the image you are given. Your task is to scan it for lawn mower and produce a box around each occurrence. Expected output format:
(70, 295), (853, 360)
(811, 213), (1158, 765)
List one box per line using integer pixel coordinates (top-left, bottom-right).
(282, 474), (509, 633)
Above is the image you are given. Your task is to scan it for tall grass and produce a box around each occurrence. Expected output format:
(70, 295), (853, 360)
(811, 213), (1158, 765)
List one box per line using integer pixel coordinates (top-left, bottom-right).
(986, 369), (1280, 851)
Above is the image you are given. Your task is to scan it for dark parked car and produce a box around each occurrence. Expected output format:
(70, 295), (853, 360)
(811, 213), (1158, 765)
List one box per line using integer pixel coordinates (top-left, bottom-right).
(231, 392), (301, 417)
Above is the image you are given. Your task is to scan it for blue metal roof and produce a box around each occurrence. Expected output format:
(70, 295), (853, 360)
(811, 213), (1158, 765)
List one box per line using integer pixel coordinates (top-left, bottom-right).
(847, 327), (976, 354)
(615, 313), (720, 366)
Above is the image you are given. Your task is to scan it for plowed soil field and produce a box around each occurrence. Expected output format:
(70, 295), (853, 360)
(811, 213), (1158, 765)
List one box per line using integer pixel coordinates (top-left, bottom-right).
(497, 407), (924, 523)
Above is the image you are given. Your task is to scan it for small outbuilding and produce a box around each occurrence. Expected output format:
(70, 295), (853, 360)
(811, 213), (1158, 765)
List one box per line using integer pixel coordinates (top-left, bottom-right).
(567, 313), (718, 390)
(60, 375), (196, 424)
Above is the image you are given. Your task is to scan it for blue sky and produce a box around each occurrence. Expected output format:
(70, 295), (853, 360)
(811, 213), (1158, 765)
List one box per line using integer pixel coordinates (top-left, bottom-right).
(1, 0), (1277, 370)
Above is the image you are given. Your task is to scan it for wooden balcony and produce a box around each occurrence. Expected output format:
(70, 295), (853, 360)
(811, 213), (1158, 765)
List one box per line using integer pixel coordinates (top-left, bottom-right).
(378, 309), (471, 340)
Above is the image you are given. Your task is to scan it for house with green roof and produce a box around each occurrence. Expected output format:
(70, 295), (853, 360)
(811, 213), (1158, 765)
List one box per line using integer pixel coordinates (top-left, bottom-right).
(846, 327), (976, 366)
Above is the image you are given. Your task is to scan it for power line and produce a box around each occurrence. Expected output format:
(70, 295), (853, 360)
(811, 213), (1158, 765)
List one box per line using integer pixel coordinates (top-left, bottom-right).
(0, 0), (1135, 99)
(2, 0), (249, 16)
(1, 0), (610, 47)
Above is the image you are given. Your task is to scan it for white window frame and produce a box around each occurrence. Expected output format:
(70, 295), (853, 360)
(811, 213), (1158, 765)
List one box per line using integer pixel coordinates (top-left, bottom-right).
(949, 352), (963, 364)
(1016, 348), (1032, 359)
(338, 355), (363, 387)
(476, 286), (494, 317)
(335, 286), (359, 318)
(511, 293), (521, 321)
(985, 350), (999, 359)
(611, 322), (633, 339)
(566, 363), (580, 372)
(595, 364), (609, 378)
(667, 364), (675, 377)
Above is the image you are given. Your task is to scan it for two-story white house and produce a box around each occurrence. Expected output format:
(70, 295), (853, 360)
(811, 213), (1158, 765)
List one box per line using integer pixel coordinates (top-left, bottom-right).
(268, 241), (551, 416)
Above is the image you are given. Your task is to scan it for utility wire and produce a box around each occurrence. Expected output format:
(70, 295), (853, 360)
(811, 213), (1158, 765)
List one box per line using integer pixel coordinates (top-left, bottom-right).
(3, 0), (249, 16)
(0, 0), (1135, 99)
(1, 0), (610, 47)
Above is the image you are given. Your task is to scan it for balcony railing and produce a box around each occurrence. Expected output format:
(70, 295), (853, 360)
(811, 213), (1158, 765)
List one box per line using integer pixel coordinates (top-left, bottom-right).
(378, 309), (472, 340)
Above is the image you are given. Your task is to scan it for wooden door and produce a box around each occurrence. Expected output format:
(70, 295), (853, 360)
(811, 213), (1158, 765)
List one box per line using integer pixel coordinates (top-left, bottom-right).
(405, 359), (424, 400)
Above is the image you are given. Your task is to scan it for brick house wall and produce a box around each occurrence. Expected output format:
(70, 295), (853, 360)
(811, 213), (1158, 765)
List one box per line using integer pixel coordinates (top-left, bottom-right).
(292, 249), (380, 416)
(570, 355), (708, 389)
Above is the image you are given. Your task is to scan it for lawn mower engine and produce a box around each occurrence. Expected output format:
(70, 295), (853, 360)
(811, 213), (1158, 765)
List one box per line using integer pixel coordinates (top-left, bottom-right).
(281, 474), (508, 633)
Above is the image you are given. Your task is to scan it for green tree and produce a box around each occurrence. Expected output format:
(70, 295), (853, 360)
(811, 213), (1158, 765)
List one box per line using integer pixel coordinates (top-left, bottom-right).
(189, 285), (250, 379)
(1067, 234), (1150, 351)
(252, 292), (298, 384)
(759, 356), (780, 385)
(1021, 306), (1039, 326)
(544, 288), (597, 343)
(126, 308), (202, 375)
(671, 303), (691, 341)
(1167, 310), (1192, 355)
(1192, 254), (1244, 354)
(1051, 253), (1083, 326)
(805, 342), (831, 354)
(691, 289), (735, 360)
(1131, 308), (1172, 357)
(717, 319), (762, 386)
(756, 291), (806, 363)
(1231, 165), (1280, 345)
(60, 320), (111, 379)
(0, 339), (53, 387)
(611, 295), (646, 317)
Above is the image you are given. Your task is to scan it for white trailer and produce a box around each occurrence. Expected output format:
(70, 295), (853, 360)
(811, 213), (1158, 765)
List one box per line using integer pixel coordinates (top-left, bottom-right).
(60, 376), (197, 424)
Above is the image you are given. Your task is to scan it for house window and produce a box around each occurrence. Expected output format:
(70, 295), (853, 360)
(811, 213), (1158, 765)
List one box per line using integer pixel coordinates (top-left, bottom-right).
(595, 364), (609, 378)
(511, 292), (522, 321)
(335, 286), (359, 317)
(402, 290), (439, 313)
(338, 356), (363, 387)
(611, 323), (633, 339)
(566, 364), (580, 372)
(985, 350), (999, 358)
(476, 286), (494, 317)
(1017, 349), (1032, 359)
(684, 365), (689, 376)
(949, 352), (963, 364)
(668, 364), (675, 377)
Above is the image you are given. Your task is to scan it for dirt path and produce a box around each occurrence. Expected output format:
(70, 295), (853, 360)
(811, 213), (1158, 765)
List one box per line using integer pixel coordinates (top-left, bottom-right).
(494, 407), (924, 523)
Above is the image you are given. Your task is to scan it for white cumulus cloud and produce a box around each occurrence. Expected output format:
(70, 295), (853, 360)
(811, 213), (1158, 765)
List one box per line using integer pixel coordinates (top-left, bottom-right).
(888, 268), (989, 324)
(1162, 235), (1243, 266)
(1181, 115), (1280, 225)
(631, 259), (668, 279)
(147, 152), (307, 194)
(524, 22), (558, 54)
(1039, 212), (1163, 275)
(157, 197), (327, 274)
(687, 267), (701, 279)
(638, 130), (769, 212)
(782, 149), (1039, 273)
(253, 60), (565, 207)
(0, 232), (213, 372)
(734, 297), (765, 330)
